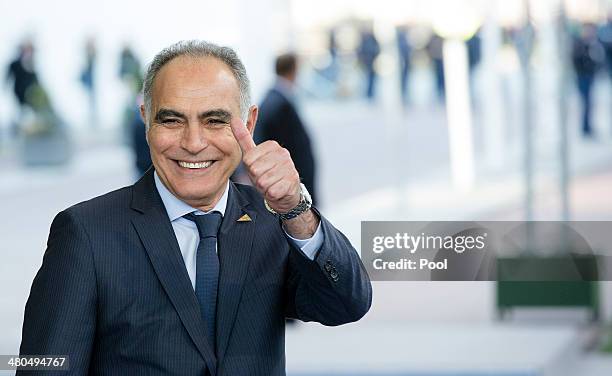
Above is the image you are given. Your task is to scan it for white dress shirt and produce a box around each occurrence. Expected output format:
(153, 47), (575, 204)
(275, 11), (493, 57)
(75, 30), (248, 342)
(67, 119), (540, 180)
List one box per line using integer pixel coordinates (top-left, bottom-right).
(154, 172), (323, 290)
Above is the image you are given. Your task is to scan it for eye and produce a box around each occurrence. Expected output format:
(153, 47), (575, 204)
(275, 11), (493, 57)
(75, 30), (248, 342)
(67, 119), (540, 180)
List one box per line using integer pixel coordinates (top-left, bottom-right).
(207, 119), (228, 126)
(160, 118), (182, 126)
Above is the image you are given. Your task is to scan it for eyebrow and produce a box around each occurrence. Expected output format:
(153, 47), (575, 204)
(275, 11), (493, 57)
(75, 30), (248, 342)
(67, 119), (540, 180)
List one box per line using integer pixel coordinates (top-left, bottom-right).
(154, 109), (186, 122)
(154, 108), (232, 122)
(200, 109), (231, 122)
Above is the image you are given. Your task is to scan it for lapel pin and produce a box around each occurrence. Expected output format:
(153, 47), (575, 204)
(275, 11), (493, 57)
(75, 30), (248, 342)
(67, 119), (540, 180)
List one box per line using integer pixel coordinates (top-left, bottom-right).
(237, 214), (252, 222)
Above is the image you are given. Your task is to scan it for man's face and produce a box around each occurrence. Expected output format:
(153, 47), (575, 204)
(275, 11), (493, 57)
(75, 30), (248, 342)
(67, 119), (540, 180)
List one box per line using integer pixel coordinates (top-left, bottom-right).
(144, 55), (255, 210)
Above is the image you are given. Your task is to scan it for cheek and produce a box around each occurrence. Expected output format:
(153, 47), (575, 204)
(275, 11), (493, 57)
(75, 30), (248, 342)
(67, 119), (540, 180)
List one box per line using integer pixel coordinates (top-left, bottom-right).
(148, 129), (176, 153)
(216, 129), (241, 156)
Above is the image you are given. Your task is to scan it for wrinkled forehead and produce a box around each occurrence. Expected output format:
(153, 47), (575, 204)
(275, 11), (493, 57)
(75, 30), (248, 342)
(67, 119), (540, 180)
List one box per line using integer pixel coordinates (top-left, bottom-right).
(151, 55), (241, 112)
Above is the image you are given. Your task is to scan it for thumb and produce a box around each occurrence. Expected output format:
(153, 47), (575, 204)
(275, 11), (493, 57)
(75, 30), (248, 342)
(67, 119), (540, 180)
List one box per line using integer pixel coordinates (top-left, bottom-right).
(230, 117), (256, 154)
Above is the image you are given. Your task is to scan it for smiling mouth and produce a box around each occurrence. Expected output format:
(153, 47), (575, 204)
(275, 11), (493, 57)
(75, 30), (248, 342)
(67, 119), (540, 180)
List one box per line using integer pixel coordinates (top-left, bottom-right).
(177, 160), (216, 169)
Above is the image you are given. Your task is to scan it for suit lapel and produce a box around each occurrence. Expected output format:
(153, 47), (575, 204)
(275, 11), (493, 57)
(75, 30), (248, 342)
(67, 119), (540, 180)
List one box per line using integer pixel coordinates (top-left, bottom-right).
(216, 182), (257, 362)
(130, 169), (217, 374)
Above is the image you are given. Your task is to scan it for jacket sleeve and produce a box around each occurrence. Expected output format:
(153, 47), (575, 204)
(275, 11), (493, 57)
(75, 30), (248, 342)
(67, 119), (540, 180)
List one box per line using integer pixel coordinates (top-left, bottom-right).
(18, 209), (97, 375)
(284, 209), (372, 326)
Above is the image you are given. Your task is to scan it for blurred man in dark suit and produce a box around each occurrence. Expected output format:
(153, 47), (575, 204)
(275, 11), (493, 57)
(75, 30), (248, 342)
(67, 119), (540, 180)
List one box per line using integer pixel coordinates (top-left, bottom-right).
(572, 23), (604, 137)
(6, 40), (38, 134)
(357, 25), (380, 101)
(18, 40), (371, 376)
(255, 53), (318, 205)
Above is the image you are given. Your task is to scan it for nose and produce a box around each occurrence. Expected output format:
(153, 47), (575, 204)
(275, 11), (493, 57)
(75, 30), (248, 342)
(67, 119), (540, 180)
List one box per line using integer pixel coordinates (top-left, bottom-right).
(180, 124), (209, 155)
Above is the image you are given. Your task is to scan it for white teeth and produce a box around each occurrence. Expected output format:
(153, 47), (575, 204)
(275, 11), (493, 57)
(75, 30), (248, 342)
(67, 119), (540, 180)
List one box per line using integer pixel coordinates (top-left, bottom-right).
(178, 161), (213, 169)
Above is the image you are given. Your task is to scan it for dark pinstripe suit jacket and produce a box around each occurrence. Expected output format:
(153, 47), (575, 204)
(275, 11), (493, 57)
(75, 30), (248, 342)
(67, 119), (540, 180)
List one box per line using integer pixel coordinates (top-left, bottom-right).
(19, 169), (372, 375)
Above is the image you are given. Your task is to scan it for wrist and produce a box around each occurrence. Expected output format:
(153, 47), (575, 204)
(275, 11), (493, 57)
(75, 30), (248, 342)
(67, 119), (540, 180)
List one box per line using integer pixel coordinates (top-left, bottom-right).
(282, 209), (319, 239)
(265, 183), (312, 221)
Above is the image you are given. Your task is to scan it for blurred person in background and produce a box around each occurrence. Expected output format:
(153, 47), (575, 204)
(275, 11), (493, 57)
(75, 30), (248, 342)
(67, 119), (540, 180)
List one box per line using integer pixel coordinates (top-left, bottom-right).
(466, 29), (482, 106)
(467, 29), (482, 75)
(5, 39), (38, 135)
(118, 45), (150, 177)
(326, 27), (339, 84)
(357, 23), (380, 101)
(396, 24), (413, 106)
(600, 12), (612, 78)
(5, 39), (69, 165)
(119, 45), (144, 139)
(427, 32), (445, 102)
(80, 38), (98, 128)
(254, 53), (318, 206)
(131, 93), (151, 178)
(119, 45), (143, 89)
(599, 12), (612, 132)
(571, 23), (605, 138)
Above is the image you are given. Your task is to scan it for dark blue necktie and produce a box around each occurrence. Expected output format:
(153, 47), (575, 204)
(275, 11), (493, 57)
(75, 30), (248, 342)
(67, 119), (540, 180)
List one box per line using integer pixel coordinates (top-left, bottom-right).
(184, 212), (222, 350)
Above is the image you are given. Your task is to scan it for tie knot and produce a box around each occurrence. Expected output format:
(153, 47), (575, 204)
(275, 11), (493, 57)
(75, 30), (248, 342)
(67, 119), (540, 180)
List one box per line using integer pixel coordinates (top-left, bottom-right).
(184, 212), (222, 239)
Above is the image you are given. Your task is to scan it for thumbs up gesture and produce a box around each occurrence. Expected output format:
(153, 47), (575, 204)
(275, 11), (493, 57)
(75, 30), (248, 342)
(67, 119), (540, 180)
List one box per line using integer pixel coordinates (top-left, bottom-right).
(231, 118), (301, 215)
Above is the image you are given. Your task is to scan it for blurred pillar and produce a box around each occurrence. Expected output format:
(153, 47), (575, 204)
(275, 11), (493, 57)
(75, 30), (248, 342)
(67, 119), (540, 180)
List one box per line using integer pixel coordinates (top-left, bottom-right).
(557, 2), (571, 221)
(443, 39), (476, 191)
(432, 0), (483, 192)
(480, 3), (505, 170)
(515, 1), (535, 221)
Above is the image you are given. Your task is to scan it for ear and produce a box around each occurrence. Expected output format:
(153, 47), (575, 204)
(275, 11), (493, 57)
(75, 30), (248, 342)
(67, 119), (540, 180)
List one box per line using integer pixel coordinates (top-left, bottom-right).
(140, 104), (150, 144)
(245, 105), (258, 136)
(139, 104), (147, 126)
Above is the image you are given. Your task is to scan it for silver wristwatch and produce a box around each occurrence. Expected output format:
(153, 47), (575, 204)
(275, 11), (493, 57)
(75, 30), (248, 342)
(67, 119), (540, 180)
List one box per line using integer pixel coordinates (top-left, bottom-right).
(265, 183), (312, 220)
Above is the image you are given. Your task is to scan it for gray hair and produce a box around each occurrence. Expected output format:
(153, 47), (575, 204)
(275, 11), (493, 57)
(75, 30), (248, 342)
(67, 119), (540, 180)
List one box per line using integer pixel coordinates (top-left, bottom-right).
(142, 40), (251, 126)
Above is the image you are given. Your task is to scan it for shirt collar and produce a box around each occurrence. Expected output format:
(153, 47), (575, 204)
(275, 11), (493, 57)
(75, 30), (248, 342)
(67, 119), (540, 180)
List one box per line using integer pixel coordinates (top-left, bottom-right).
(154, 171), (229, 221)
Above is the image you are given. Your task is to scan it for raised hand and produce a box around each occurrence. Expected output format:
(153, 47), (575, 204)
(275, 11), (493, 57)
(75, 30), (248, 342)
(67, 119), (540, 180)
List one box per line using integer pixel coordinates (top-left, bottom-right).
(231, 118), (301, 214)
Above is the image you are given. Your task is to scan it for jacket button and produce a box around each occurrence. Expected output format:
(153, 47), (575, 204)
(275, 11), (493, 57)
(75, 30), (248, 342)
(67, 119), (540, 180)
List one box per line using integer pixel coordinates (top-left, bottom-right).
(329, 268), (339, 282)
(324, 260), (333, 272)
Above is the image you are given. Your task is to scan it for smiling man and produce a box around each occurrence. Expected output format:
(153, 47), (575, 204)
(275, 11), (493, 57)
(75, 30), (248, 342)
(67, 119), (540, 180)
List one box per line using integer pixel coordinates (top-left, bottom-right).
(18, 40), (372, 376)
